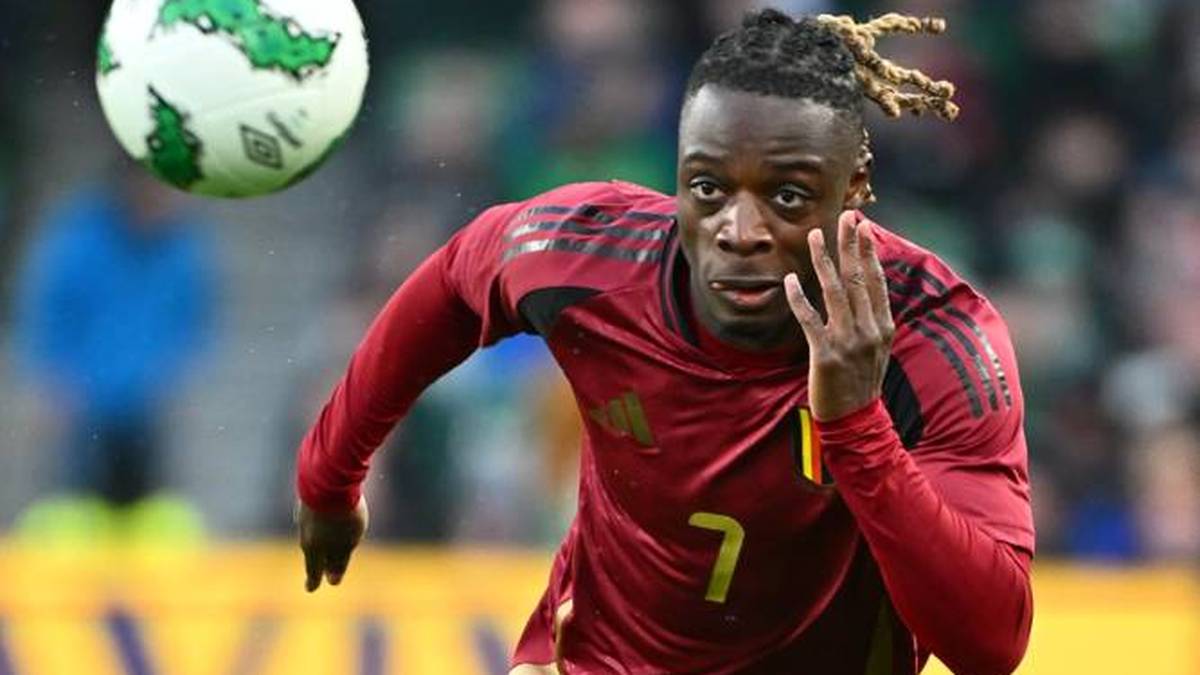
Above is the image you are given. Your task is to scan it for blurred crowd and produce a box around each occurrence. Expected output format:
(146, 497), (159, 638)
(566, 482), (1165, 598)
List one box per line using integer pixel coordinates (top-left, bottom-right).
(0, 0), (1197, 562)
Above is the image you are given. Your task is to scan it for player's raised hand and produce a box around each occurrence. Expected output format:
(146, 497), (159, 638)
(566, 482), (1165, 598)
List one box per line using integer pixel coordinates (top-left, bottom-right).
(784, 211), (895, 421)
(297, 495), (369, 592)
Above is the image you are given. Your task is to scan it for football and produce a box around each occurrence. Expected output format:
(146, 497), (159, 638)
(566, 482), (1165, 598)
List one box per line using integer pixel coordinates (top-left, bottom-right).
(95, 0), (369, 198)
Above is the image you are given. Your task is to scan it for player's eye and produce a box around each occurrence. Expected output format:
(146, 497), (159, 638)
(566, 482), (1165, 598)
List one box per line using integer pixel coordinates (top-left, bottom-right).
(773, 186), (808, 209)
(689, 178), (726, 203)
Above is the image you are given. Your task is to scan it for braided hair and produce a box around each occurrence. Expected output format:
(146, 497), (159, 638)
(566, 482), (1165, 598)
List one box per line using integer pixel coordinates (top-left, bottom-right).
(686, 9), (959, 204)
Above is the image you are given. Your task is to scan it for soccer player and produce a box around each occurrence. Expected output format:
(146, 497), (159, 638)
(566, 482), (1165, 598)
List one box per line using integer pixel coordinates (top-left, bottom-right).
(296, 10), (1034, 675)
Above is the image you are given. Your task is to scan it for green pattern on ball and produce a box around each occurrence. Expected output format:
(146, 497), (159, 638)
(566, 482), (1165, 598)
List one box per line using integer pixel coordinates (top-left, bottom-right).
(146, 89), (204, 189)
(97, 35), (120, 76)
(159, 0), (338, 80)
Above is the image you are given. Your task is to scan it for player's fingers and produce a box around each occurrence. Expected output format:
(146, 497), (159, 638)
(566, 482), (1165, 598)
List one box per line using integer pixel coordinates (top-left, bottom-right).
(808, 229), (851, 334)
(784, 273), (826, 345)
(303, 545), (324, 593)
(858, 222), (895, 340)
(325, 548), (354, 586)
(837, 213), (872, 327)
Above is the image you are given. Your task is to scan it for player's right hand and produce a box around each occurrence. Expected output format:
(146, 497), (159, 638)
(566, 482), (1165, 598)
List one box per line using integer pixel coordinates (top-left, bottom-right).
(297, 495), (369, 592)
(784, 212), (894, 422)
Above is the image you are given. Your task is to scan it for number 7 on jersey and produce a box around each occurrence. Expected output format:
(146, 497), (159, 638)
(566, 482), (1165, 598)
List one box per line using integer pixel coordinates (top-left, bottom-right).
(688, 512), (746, 604)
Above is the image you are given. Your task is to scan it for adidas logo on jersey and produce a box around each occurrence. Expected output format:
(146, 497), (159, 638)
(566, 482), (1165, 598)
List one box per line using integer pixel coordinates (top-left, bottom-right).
(587, 391), (655, 447)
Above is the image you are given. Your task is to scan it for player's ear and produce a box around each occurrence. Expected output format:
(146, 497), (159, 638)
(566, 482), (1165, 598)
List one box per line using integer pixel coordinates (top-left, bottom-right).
(843, 130), (875, 210)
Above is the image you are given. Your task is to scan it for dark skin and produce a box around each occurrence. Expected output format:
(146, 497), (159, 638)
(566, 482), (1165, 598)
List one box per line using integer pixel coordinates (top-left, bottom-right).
(676, 84), (893, 422)
(298, 85), (897, 597)
(676, 84), (866, 352)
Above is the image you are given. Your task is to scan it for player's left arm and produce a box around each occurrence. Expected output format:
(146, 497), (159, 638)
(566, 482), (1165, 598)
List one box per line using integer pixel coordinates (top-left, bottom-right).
(785, 213), (1032, 675)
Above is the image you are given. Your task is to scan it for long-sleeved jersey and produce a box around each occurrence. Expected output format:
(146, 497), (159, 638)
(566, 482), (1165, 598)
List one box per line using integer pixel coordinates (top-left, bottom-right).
(298, 180), (1034, 674)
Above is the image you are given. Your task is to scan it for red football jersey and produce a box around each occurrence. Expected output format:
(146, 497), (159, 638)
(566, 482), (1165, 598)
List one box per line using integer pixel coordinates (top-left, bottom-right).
(297, 181), (1033, 674)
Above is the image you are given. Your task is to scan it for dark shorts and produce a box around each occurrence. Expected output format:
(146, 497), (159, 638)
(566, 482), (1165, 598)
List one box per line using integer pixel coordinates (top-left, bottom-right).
(63, 418), (161, 505)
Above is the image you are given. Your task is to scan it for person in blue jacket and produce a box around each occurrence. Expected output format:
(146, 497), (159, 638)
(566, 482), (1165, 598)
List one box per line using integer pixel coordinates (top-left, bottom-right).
(13, 160), (216, 539)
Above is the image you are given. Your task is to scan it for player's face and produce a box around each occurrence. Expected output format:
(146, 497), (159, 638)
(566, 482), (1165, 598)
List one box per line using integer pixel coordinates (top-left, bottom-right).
(676, 85), (867, 351)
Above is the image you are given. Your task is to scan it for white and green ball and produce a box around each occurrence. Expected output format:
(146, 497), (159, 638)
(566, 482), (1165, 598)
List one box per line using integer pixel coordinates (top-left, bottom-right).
(96, 0), (369, 198)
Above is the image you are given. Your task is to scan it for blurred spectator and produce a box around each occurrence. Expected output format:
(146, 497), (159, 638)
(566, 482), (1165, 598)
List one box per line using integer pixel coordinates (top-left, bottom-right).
(374, 49), (511, 229)
(10, 161), (215, 543)
(1127, 419), (1200, 560)
(499, 0), (677, 198)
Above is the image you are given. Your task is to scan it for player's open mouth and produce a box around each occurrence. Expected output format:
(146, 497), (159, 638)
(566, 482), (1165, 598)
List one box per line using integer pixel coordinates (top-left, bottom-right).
(709, 278), (783, 311)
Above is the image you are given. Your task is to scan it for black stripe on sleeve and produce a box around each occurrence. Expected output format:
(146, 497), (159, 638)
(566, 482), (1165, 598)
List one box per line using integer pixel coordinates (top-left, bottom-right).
(886, 260), (948, 293)
(506, 219), (670, 242)
(886, 261), (1013, 410)
(911, 320), (984, 419)
(945, 306), (1013, 408)
(624, 210), (677, 222)
(886, 274), (926, 317)
(925, 312), (1001, 412)
(888, 272), (999, 412)
(500, 239), (663, 264)
(515, 205), (675, 225)
(519, 204), (616, 224)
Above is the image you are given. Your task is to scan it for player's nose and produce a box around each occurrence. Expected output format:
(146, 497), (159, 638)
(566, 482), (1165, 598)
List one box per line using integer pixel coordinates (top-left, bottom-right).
(716, 192), (772, 256)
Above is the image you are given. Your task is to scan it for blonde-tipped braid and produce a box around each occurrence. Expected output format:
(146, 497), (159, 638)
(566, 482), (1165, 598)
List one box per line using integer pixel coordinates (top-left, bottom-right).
(817, 13), (960, 121)
(818, 13), (959, 205)
(685, 9), (961, 207)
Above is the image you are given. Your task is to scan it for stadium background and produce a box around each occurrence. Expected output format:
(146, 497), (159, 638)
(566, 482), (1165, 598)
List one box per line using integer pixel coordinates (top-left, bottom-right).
(0, 0), (1196, 673)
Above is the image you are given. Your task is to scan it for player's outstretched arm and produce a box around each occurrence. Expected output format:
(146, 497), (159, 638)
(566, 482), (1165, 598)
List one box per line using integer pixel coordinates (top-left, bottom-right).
(785, 213), (1032, 675)
(294, 246), (481, 590)
(295, 245), (485, 509)
(294, 202), (522, 590)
